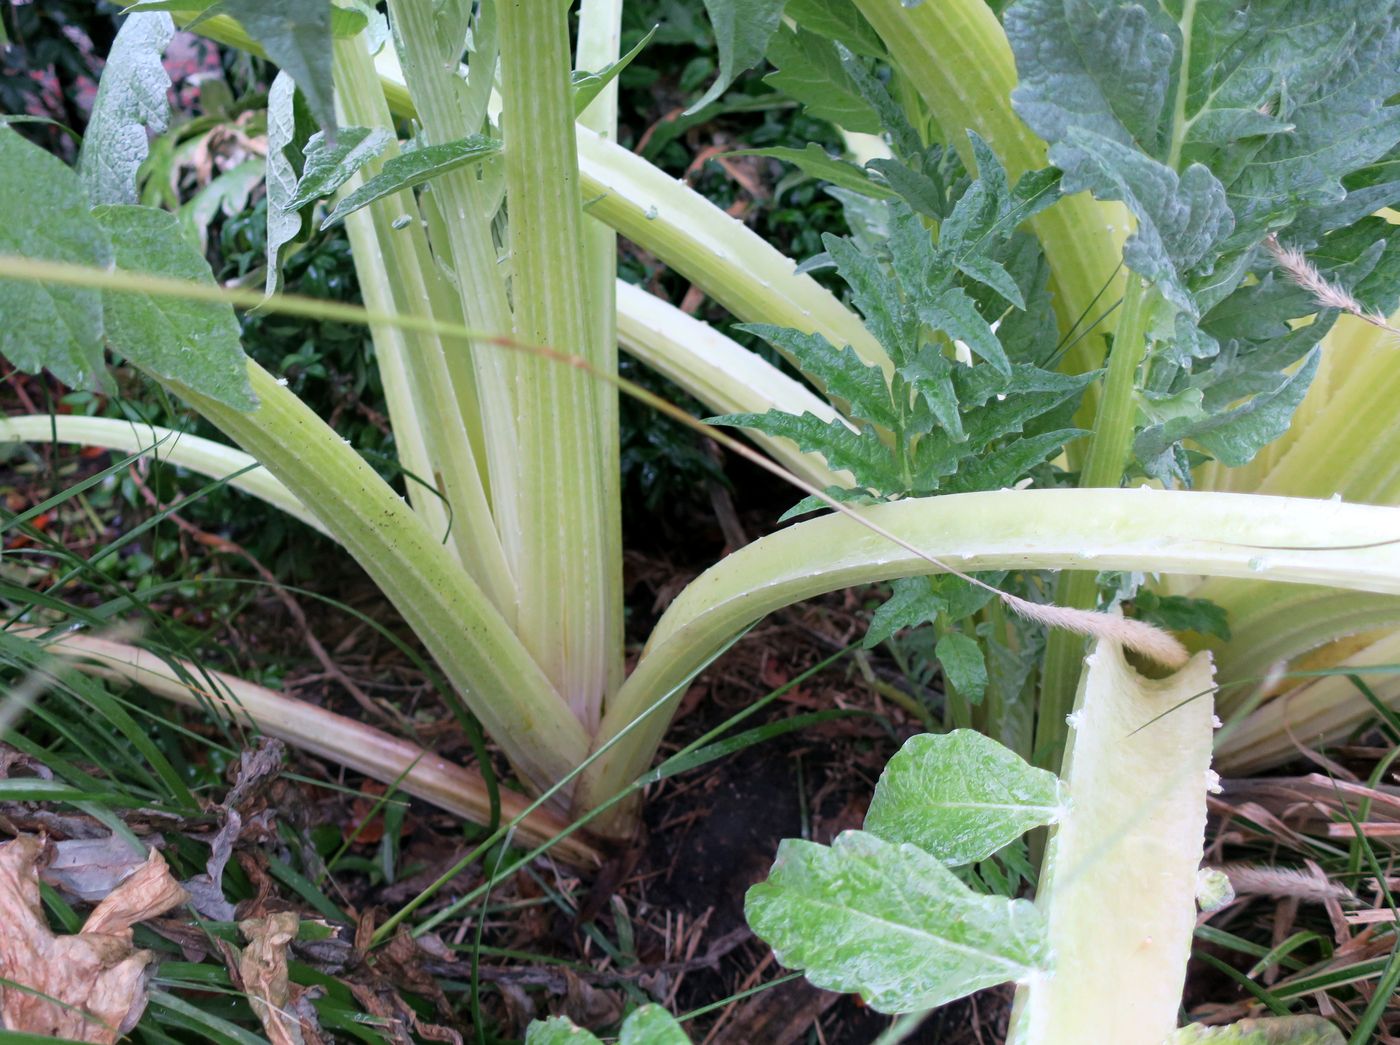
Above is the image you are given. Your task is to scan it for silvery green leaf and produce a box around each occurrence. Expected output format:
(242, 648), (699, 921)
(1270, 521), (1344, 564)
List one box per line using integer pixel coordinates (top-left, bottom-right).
(1050, 129), (1233, 315)
(864, 730), (1064, 863)
(525, 1018), (601, 1044)
(524, 1005), (690, 1045)
(263, 72), (304, 300)
(221, 0), (337, 133)
(288, 127), (395, 209)
(691, 0), (784, 113)
(764, 25), (882, 135)
(93, 205), (255, 410)
(321, 136), (502, 228)
(1167, 1016), (1344, 1045)
(0, 127), (111, 389)
(745, 830), (1049, 1013)
(619, 1006), (690, 1044)
(79, 11), (174, 206)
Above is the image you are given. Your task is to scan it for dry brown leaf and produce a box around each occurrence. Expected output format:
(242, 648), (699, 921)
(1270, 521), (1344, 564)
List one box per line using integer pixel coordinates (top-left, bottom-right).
(239, 912), (302, 1045)
(42, 835), (151, 902)
(0, 836), (188, 1043)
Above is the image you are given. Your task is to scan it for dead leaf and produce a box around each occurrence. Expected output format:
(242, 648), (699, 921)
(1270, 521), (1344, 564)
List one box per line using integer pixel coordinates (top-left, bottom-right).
(42, 835), (153, 903)
(239, 912), (303, 1045)
(0, 836), (189, 1042)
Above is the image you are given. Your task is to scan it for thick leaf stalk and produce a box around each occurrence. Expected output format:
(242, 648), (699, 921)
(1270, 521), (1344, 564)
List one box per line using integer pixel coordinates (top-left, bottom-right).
(1011, 640), (1216, 1044)
(499, 0), (621, 729)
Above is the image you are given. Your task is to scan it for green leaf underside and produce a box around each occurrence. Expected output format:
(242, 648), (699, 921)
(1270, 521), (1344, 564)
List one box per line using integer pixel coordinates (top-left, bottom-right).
(288, 126), (395, 210)
(864, 730), (1064, 865)
(745, 830), (1049, 1013)
(692, 0), (785, 113)
(1167, 1015), (1344, 1045)
(0, 128), (111, 388)
(524, 1005), (690, 1044)
(263, 72), (304, 299)
(219, 0), (337, 133)
(320, 136), (502, 228)
(79, 11), (173, 207)
(764, 25), (882, 135)
(92, 205), (255, 410)
(1007, 0), (1400, 480)
(573, 26), (657, 117)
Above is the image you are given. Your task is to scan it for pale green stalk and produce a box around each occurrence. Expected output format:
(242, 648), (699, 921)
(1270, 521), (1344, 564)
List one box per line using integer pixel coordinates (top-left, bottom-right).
(333, 36), (511, 596)
(577, 0), (626, 698)
(177, 361), (588, 796)
(0, 414), (325, 535)
(39, 631), (597, 865)
(574, 488), (1400, 813)
(616, 281), (854, 489)
(189, 12), (885, 394)
(1010, 641), (1216, 1044)
(1216, 629), (1400, 773)
(575, 126), (892, 377)
(385, 0), (527, 597)
(1038, 278), (1155, 762)
(850, 0), (1127, 377)
(498, 0), (619, 729)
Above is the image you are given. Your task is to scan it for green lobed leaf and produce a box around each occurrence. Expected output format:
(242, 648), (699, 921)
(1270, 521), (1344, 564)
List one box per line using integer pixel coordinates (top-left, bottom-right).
(92, 205), (255, 410)
(79, 11), (174, 207)
(220, 0), (337, 133)
(730, 144), (895, 200)
(262, 72), (306, 300)
(1131, 591), (1231, 642)
(1167, 1016), (1344, 1045)
(287, 126), (395, 210)
(711, 412), (900, 493)
(692, 0), (785, 113)
(524, 1005), (690, 1045)
(619, 1006), (691, 1044)
(784, 0), (885, 59)
(320, 136), (502, 228)
(745, 830), (1050, 1013)
(0, 127), (112, 389)
(738, 323), (897, 428)
(524, 1018), (600, 1045)
(918, 287), (1010, 375)
(864, 730), (1064, 864)
(933, 632), (989, 704)
(763, 25), (882, 135)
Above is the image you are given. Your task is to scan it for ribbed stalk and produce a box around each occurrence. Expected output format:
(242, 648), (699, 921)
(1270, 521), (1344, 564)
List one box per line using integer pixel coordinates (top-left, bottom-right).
(333, 34), (516, 612)
(576, 127), (892, 377)
(1010, 642), (1216, 1044)
(574, 488), (1400, 816)
(40, 631), (598, 866)
(498, 0), (618, 729)
(1037, 278), (1154, 764)
(176, 361), (587, 796)
(386, 0), (525, 590)
(577, 0), (626, 699)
